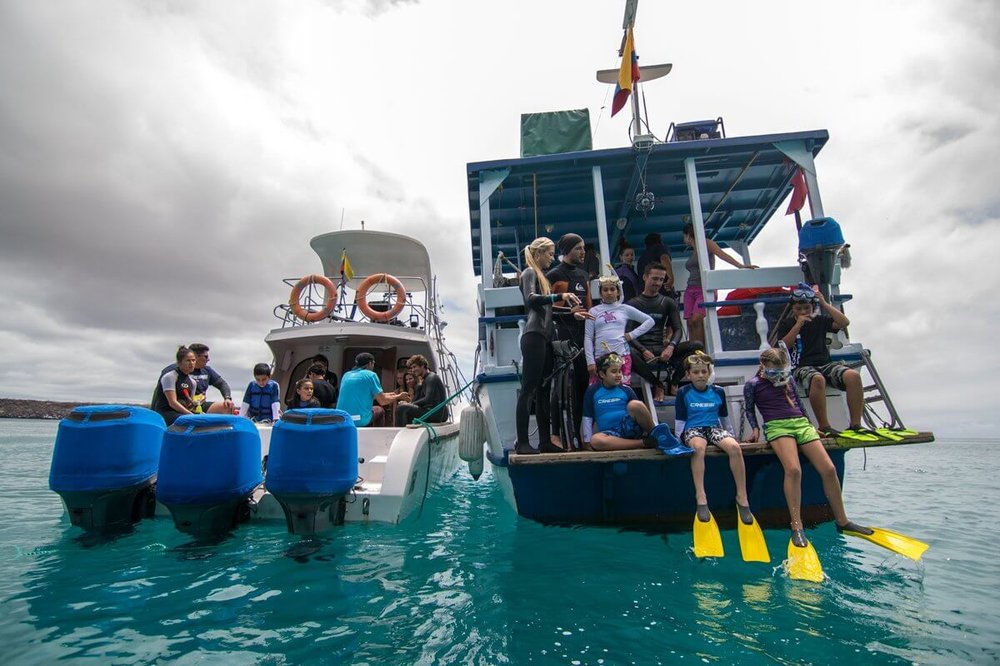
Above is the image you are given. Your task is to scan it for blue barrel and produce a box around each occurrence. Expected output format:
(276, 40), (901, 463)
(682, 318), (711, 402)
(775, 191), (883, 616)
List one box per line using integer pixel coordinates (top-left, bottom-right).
(49, 405), (165, 531)
(157, 414), (262, 506)
(266, 409), (358, 498)
(50, 405), (164, 493)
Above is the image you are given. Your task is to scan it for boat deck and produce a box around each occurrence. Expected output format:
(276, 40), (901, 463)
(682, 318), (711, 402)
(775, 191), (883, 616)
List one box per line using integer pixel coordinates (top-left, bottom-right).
(508, 432), (934, 465)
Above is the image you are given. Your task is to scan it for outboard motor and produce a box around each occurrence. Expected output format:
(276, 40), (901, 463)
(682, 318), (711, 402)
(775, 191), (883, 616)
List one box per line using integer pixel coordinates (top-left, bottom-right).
(157, 414), (262, 537)
(265, 409), (358, 534)
(49, 405), (165, 533)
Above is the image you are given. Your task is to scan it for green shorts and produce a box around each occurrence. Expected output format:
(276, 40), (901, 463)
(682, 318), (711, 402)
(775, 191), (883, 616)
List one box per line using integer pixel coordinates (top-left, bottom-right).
(765, 417), (820, 447)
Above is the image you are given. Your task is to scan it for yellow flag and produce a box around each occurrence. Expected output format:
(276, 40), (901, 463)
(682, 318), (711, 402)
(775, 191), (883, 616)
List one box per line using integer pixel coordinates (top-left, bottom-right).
(340, 249), (355, 280)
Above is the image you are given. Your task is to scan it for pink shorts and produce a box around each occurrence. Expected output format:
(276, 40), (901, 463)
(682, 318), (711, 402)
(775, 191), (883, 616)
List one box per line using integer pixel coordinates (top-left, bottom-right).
(683, 286), (715, 320)
(590, 353), (633, 386)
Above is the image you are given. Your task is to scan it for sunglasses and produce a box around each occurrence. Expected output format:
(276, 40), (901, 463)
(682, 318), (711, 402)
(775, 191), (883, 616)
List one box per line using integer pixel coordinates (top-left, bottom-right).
(764, 368), (790, 379)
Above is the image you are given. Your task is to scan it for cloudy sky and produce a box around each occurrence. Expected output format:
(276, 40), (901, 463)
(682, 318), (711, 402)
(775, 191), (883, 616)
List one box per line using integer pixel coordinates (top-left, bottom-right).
(1, 0), (996, 437)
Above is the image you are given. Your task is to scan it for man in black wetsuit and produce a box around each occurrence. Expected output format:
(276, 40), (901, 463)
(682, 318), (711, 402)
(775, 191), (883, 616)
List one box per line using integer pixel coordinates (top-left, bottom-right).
(627, 263), (703, 400)
(545, 233), (594, 448)
(395, 354), (449, 426)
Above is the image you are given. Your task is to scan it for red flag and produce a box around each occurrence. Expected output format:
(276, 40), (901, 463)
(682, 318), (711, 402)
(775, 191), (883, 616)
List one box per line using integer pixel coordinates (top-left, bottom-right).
(785, 166), (808, 215)
(611, 27), (640, 117)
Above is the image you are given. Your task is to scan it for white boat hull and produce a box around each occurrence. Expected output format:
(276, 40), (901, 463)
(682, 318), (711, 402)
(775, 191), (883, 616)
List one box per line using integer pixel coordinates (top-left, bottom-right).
(156, 421), (461, 527)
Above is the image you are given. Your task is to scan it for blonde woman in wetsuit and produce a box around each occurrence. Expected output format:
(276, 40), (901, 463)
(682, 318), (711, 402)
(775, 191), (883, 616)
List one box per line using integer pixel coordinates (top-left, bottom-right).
(515, 237), (581, 455)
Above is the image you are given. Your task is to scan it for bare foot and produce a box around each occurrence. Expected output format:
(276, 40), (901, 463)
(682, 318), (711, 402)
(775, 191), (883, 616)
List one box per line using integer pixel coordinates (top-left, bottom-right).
(550, 435), (565, 450)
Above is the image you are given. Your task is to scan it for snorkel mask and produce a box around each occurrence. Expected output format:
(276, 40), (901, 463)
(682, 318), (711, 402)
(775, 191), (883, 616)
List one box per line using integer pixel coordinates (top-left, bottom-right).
(764, 366), (791, 387)
(761, 343), (792, 387)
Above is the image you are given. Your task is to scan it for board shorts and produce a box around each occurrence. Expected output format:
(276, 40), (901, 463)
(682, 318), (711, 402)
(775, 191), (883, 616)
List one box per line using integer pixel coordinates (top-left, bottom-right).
(602, 414), (643, 440)
(764, 416), (820, 446)
(793, 361), (849, 391)
(682, 426), (733, 446)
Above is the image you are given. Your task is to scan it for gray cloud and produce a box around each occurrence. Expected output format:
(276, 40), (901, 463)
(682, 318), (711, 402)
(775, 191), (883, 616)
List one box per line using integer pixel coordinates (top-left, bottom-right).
(0, 0), (996, 438)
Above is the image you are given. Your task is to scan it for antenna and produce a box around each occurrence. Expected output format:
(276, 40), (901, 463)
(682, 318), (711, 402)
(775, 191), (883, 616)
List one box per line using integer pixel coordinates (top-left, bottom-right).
(622, 0), (638, 28)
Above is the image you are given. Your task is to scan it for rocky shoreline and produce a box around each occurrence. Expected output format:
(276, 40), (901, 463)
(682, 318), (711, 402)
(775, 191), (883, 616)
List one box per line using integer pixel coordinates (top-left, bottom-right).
(0, 398), (138, 420)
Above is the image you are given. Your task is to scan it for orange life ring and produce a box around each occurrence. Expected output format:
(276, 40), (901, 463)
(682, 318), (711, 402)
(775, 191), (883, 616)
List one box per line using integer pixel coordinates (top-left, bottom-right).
(289, 274), (337, 322)
(356, 273), (407, 322)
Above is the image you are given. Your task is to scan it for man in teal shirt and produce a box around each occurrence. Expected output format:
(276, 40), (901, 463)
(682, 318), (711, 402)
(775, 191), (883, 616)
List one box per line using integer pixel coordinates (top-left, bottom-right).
(336, 352), (409, 426)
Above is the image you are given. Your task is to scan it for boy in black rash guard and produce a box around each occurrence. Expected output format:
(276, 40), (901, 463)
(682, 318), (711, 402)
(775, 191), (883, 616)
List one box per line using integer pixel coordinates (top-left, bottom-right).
(627, 262), (703, 400)
(545, 232), (595, 448)
(775, 284), (873, 441)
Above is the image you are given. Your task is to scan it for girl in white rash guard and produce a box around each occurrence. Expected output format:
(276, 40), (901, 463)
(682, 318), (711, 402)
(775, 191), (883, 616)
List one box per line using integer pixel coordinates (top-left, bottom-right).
(584, 274), (654, 385)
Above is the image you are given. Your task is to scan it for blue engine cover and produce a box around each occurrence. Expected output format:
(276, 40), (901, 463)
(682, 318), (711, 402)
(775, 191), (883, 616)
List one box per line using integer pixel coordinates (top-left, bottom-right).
(49, 405), (165, 493)
(157, 415), (262, 505)
(266, 409), (358, 497)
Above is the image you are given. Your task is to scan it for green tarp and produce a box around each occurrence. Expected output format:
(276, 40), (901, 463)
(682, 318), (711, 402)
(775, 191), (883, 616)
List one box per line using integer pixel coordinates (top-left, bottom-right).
(520, 109), (592, 157)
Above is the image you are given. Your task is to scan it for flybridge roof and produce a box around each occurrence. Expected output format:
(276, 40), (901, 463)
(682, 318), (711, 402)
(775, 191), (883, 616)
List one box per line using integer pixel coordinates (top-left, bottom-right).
(466, 129), (828, 276)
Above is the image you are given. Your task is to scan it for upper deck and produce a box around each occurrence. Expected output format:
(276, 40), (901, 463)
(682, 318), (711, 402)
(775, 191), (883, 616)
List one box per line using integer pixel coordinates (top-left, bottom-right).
(466, 128), (828, 277)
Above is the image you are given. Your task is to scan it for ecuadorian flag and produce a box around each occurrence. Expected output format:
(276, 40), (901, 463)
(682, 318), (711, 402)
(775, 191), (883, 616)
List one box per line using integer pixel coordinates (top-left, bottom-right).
(611, 27), (640, 117)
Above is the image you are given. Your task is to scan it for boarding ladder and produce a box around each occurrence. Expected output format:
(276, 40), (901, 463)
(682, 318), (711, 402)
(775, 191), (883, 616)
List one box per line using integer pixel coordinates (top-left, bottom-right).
(848, 348), (907, 431)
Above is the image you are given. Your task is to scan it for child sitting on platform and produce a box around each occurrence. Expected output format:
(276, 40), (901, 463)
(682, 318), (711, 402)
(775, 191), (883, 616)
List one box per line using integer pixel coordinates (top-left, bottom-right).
(581, 353), (672, 451)
(239, 363), (281, 422)
(675, 351), (754, 533)
(744, 345), (873, 550)
(774, 283), (874, 441)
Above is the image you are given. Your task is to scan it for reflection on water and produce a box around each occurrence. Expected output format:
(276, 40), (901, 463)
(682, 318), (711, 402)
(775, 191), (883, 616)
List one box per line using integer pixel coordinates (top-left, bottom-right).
(1, 423), (999, 663)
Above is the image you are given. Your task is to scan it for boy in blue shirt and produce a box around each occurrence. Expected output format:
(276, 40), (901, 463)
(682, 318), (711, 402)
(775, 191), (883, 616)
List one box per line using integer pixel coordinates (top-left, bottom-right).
(581, 353), (681, 452)
(675, 351), (754, 537)
(239, 362), (281, 422)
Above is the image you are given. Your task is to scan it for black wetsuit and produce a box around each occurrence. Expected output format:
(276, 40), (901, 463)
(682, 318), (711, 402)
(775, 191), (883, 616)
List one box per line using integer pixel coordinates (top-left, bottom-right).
(397, 371), (449, 425)
(627, 292), (702, 389)
(517, 268), (556, 447)
(151, 369), (198, 425)
(545, 260), (592, 446)
(311, 379), (338, 408)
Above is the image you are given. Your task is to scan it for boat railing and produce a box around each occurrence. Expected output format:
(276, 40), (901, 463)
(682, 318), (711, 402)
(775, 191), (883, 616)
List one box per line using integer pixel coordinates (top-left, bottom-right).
(275, 275), (432, 329)
(694, 263), (853, 358)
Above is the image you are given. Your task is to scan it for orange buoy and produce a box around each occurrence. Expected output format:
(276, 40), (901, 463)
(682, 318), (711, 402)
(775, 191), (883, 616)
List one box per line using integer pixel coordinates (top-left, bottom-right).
(289, 274), (337, 322)
(355, 273), (406, 322)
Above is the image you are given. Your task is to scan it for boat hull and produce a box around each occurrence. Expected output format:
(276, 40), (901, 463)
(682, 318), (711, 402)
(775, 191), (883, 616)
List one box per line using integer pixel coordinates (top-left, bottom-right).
(495, 450), (843, 528)
(153, 422), (461, 527)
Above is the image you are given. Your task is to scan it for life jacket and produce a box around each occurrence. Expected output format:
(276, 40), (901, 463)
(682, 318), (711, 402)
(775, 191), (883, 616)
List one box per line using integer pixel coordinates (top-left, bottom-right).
(246, 381), (279, 420)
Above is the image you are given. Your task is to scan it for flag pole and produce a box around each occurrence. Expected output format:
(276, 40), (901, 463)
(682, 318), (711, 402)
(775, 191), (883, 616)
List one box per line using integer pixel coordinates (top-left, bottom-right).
(624, 0), (640, 137)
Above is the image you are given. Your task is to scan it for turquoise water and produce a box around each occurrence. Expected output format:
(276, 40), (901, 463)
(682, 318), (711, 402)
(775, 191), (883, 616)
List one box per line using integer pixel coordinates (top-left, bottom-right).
(1, 420), (998, 664)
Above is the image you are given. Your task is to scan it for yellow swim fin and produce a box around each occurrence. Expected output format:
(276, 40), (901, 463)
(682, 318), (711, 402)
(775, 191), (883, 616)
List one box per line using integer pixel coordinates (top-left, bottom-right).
(839, 524), (929, 561)
(693, 508), (724, 558)
(736, 505), (770, 563)
(786, 534), (824, 582)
